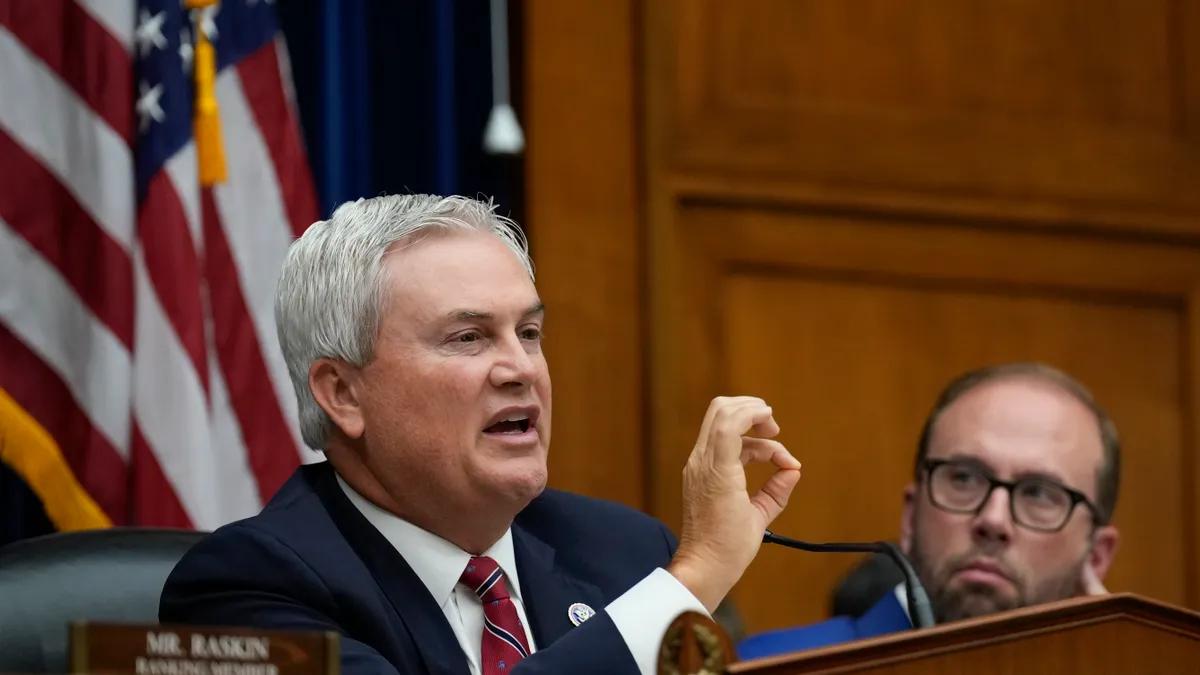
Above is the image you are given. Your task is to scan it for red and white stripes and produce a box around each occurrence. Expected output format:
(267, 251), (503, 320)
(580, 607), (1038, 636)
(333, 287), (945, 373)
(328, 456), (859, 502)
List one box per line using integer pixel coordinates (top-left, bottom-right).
(0, 0), (320, 531)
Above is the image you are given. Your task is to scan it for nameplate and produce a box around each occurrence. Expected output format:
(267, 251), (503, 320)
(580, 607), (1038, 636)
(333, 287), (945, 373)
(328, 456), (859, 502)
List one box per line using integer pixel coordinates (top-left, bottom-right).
(69, 622), (340, 675)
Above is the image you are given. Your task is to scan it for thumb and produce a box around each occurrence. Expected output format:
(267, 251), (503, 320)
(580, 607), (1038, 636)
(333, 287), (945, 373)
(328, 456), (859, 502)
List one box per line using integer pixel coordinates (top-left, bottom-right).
(750, 467), (801, 528)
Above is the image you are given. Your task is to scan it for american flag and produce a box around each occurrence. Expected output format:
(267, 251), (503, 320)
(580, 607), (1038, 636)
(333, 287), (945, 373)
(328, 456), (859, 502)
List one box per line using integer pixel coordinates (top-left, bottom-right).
(0, 0), (322, 533)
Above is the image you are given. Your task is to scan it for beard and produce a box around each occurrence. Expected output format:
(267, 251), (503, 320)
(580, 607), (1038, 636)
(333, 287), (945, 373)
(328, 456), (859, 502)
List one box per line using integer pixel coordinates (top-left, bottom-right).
(907, 528), (1087, 624)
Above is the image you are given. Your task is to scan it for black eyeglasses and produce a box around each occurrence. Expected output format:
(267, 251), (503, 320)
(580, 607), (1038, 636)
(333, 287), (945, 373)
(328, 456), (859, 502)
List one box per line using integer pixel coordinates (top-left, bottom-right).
(922, 459), (1101, 533)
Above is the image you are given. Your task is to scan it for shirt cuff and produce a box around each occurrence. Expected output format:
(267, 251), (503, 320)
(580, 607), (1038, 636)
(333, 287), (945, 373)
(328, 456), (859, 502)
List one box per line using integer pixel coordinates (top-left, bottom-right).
(604, 567), (712, 675)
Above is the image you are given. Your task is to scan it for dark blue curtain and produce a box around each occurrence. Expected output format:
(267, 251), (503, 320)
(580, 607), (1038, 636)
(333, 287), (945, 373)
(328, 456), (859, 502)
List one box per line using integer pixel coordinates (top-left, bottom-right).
(276, 0), (526, 227)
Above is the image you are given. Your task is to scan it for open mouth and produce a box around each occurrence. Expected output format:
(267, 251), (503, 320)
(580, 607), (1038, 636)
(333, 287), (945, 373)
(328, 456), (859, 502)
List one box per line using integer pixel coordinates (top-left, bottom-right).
(483, 417), (531, 434)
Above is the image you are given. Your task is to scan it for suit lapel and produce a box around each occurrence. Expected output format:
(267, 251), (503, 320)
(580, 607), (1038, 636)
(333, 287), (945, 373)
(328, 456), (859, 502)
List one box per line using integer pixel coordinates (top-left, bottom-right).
(312, 464), (471, 675)
(511, 524), (607, 650)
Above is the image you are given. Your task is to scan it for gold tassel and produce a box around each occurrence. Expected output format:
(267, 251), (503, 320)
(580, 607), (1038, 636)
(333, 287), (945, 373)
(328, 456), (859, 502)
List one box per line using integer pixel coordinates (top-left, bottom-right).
(186, 0), (227, 185)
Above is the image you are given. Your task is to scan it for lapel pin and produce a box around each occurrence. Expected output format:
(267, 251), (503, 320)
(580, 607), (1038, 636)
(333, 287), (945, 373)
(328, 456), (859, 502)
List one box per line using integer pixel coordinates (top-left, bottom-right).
(567, 602), (596, 626)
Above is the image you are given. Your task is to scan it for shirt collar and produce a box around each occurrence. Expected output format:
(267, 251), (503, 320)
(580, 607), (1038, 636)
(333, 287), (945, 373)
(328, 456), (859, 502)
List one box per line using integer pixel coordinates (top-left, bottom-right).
(336, 473), (524, 606)
(892, 581), (911, 622)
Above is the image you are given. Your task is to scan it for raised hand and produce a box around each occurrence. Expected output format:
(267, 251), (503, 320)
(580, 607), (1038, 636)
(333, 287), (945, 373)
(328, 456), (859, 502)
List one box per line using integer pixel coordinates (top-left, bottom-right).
(668, 396), (802, 612)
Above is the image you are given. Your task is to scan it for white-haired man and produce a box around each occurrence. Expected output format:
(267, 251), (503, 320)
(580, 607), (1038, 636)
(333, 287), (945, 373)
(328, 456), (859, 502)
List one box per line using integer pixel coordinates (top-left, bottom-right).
(160, 194), (802, 675)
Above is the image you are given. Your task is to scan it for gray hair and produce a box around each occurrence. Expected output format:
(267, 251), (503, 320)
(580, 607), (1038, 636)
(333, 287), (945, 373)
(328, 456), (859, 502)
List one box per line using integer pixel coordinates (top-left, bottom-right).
(274, 194), (535, 450)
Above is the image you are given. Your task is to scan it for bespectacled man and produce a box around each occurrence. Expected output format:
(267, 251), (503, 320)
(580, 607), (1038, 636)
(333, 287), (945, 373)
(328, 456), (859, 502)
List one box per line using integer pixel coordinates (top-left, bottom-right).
(738, 362), (1119, 657)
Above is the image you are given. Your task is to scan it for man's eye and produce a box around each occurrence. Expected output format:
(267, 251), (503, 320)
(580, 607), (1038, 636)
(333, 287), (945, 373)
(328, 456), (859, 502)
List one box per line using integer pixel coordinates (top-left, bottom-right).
(949, 469), (980, 485)
(456, 333), (480, 343)
(1019, 482), (1063, 504)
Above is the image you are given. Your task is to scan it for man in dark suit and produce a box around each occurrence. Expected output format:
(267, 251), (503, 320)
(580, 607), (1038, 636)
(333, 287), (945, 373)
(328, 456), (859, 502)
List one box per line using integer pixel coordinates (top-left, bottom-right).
(737, 363), (1120, 659)
(828, 551), (906, 620)
(159, 194), (803, 675)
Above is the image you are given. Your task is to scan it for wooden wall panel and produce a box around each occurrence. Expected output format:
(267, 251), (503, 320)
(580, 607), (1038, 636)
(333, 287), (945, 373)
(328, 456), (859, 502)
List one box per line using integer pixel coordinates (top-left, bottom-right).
(644, 204), (1200, 631)
(525, 0), (1200, 637)
(524, 0), (645, 508)
(676, 206), (1200, 629)
(663, 0), (1200, 236)
(640, 0), (1200, 627)
(727, 279), (1185, 629)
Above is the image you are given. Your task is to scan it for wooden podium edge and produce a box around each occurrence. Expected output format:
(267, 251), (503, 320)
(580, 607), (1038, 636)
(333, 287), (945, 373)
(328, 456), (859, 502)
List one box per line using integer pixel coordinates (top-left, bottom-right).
(728, 593), (1200, 674)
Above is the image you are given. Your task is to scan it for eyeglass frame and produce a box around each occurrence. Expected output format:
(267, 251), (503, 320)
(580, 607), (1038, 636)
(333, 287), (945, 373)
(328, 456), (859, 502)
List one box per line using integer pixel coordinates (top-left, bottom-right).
(920, 458), (1103, 533)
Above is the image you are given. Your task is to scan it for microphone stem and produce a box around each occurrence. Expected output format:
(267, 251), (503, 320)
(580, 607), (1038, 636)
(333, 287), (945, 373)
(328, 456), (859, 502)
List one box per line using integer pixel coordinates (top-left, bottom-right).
(762, 530), (936, 630)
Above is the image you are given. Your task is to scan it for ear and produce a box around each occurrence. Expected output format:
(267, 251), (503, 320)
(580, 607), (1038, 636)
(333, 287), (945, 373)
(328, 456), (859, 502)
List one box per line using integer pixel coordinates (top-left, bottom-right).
(900, 482), (917, 555)
(1087, 524), (1120, 581)
(309, 358), (366, 440)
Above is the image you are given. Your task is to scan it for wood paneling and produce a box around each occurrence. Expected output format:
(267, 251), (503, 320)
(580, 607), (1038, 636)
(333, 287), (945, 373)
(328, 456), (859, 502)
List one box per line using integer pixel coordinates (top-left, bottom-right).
(662, 0), (1200, 235)
(523, 0), (645, 508)
(525, 0), (1200, 637)
(645, 204), (1200, 632)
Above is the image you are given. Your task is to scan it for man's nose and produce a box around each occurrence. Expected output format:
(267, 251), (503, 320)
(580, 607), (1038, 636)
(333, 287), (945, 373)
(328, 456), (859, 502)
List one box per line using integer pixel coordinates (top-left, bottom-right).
(971, 487), (1015, 545)
(489, 335), (537, 388)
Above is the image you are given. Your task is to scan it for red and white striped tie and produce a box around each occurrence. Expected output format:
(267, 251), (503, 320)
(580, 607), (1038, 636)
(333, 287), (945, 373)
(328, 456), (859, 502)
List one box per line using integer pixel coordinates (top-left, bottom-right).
(460, 556), (531, 674)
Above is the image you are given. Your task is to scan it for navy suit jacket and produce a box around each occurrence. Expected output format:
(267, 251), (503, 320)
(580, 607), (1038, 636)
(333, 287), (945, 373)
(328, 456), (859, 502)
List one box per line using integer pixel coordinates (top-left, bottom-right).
(159, 462), (680, 675)
(735, 591), (912, 660)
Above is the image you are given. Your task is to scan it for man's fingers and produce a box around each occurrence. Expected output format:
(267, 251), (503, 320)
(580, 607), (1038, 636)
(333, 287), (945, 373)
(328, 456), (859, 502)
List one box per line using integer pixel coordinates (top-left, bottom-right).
(739, 438), (801, 469)
(750, 466), (802, 526)
(741, 437), (802, 526)
(673, 395), (798, 611)
(695, 396), (767, 453)
(749, 417), (781, 439)
(708, 403), (775, 463)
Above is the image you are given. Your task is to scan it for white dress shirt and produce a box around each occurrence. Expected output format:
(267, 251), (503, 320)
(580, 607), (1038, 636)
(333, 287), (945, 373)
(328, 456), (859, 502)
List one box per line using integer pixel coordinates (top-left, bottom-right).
(893, 582), (912, 624)
(337, 476), (709, 675)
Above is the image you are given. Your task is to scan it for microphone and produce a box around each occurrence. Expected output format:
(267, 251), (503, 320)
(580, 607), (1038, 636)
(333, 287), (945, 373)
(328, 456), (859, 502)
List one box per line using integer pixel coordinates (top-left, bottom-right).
(762, 529), (937, 629)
